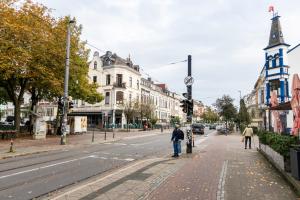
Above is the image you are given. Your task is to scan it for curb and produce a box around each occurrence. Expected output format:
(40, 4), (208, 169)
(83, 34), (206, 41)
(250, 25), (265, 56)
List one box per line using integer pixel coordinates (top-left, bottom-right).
(258, 148), (300, 196)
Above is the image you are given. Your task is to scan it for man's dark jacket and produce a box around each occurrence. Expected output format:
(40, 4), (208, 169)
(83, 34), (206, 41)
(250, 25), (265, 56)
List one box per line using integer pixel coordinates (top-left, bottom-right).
(171, 128), (184, 142)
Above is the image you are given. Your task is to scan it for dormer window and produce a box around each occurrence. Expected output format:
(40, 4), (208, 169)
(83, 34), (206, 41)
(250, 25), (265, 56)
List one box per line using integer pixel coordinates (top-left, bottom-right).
(94, 61), (97, 69)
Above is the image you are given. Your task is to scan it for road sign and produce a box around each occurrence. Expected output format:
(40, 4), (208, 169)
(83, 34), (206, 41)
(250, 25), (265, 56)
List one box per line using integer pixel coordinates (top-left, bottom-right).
(184, 76), (194, 86)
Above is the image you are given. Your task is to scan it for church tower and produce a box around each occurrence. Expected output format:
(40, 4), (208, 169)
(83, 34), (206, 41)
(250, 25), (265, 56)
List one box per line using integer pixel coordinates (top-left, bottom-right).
(264, 13), (290, 105)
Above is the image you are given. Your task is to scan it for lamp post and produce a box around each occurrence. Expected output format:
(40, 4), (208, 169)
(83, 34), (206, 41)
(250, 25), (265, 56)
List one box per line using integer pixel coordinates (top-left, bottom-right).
(61, 19), (75, 145)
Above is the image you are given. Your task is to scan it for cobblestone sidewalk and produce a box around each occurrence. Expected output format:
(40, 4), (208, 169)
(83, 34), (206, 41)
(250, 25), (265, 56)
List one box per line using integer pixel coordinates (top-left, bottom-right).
(147, 132), (298, 200)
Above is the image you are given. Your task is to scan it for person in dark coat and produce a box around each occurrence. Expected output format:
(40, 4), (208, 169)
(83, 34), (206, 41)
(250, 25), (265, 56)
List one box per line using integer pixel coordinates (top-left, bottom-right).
(171, 124), (183, 157)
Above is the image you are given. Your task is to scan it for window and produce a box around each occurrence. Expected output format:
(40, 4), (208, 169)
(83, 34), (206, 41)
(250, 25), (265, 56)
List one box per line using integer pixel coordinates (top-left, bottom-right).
(94, 61), (97, 69)
(105, 92), (110, 104)
(117, 74), (123, 85)
(137, 80), (139, 89)
(129, 93), (132, 103)
(93, 76), (97, 83)
(106, 74), (111, 85)
(116, 91), (124, 104)
(129, 77), (132, 87)
(46, 108), (54, 116)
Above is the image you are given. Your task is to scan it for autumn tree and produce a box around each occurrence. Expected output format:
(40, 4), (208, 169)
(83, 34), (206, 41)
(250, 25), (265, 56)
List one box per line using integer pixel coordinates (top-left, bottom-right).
(238, 99), (251, 131)
(214, 95), (237, 129)
(201, 107), (219, 123)
(123, 100), (138, 131)
(0, 1), (102, 132)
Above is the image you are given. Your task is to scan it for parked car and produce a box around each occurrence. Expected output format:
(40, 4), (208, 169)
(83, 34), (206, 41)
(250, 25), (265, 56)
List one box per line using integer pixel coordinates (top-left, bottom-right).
(191, 123), (205, 134)
(209, 124), (216, 130)
(218, 127), (229, 134)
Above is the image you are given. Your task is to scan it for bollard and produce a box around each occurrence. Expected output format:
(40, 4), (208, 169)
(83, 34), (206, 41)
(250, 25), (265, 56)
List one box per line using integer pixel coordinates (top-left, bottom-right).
(161, 126), (163, 133)
(9, 138), (15, 153)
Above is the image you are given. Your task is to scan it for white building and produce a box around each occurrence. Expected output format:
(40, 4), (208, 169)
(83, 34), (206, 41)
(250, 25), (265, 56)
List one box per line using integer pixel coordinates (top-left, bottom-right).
(72, 51), (186, 128)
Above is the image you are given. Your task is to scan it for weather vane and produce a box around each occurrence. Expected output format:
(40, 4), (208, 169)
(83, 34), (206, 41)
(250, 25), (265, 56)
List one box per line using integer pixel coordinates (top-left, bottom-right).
(268, 5), (278, 18)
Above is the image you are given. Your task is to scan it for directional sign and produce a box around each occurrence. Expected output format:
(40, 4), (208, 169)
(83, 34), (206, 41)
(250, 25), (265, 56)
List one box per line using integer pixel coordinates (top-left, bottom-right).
(184, 76), (194, 86)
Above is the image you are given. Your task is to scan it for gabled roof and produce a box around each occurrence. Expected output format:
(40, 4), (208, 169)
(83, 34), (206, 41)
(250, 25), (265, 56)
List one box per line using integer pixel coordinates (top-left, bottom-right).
(264, 15), (290, 50)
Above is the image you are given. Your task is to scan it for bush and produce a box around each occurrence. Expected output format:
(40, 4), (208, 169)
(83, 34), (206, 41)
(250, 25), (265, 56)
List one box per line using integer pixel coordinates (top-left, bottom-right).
(258, 131), (298, 158)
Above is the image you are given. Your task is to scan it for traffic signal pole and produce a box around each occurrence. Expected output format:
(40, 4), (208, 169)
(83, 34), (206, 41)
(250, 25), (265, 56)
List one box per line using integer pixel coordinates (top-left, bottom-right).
(186, 55), (193, 153)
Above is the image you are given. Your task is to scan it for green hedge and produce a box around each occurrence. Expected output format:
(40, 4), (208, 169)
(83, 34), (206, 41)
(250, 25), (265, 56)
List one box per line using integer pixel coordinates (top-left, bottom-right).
(258, 131), (298, 158)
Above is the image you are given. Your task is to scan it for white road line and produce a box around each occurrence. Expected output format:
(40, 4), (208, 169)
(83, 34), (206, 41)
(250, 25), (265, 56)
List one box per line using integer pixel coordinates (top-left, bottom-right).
(88, 155), (134, 162)
(217, 160), (228, 200)
(50, 158), (162, 200)
(0, 156), (91, 180)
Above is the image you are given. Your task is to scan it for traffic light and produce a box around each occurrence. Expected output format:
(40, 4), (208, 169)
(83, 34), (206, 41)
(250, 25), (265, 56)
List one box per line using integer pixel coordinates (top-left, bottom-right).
(187, 100), (194, 116)
(180, 99), (188, 113)
(58, 99), (64, 110)
(68, 101), (74, 110)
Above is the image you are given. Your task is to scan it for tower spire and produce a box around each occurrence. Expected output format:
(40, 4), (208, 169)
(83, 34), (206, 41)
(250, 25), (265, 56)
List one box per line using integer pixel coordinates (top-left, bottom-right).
(264, 12), (290, 50)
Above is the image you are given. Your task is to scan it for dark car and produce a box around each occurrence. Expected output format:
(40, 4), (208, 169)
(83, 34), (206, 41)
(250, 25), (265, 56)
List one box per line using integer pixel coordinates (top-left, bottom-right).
(192, 124), (205, 135)
(209, 124), (216, 130)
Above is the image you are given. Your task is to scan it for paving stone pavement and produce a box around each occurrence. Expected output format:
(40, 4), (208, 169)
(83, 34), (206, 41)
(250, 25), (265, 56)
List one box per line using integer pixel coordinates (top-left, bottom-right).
(147, 132), (298, 200)
(44, 157), (189, 200)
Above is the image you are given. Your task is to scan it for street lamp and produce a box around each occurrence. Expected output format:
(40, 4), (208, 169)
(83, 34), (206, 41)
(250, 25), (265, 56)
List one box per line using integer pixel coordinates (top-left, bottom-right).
(238, 90), (242, 101)
(61, 19), (75, 145)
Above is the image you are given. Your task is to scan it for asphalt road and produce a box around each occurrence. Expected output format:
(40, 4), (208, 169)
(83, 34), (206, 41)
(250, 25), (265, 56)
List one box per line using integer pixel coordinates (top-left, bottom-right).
(0, 128), (215, 200)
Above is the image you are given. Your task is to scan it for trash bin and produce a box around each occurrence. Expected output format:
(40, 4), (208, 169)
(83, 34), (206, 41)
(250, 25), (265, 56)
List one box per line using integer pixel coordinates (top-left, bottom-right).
(290, 148), (300, 180)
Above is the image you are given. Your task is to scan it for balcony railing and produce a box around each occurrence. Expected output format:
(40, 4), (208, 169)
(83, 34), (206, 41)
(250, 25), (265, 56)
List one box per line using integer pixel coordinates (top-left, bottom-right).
(113, 82), (126, 88)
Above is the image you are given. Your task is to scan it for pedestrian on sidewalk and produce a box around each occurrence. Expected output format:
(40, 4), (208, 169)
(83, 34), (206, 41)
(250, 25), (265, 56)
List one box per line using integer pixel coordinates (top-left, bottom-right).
(242, 125), (253, 149)
(178, 126), (184, 155)
(171, 124), (183, 157)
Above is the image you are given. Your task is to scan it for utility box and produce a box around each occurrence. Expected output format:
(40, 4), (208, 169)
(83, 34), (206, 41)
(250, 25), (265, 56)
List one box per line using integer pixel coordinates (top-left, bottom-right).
(290, 148), (300, 180)
(69, 116), (87, 134)
(33, 117), (47, 139)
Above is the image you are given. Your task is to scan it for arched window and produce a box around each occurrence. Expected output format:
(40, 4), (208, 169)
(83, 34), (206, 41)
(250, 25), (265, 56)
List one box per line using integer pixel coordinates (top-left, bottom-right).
(94, 61), (97, 69)
(116, 91), (124, 104)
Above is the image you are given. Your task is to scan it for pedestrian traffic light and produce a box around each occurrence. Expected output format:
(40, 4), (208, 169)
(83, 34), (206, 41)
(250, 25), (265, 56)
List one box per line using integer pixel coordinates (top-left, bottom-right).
(180, 99), (188, 113)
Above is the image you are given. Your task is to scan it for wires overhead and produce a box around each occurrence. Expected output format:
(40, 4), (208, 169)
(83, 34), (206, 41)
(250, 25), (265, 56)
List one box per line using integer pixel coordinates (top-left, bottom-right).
(85, 42), (106, 53)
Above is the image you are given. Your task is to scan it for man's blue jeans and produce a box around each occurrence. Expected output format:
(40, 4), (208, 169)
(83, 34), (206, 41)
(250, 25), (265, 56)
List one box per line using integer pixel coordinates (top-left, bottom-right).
(173, 141), (179, 156)
(178, 140), (182, 154)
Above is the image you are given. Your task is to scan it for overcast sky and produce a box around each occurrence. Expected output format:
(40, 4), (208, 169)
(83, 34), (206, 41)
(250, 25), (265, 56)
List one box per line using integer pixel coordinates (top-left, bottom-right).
(36, 0), (300, 106)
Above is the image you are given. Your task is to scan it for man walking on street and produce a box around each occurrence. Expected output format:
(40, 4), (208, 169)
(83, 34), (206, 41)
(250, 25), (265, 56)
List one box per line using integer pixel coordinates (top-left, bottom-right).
(171, 124), (183, 157)
(242, 125), (254, 149)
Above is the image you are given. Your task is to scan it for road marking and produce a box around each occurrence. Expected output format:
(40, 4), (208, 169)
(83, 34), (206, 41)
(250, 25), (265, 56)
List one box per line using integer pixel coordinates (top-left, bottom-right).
(217, 160), (228, 200)
(0, 156), (91, 180)
(88, 155), (134, 161)
(50, 158), (161, 200)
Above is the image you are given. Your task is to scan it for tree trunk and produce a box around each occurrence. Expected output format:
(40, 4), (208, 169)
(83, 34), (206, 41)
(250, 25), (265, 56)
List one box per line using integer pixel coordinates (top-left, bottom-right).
(14, 101), (21, 133)
(29, 87), (39, 134)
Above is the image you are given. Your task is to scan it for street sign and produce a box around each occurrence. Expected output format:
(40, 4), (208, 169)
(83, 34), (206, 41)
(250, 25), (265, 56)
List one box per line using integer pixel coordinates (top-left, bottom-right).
(184, 76), (194, 86)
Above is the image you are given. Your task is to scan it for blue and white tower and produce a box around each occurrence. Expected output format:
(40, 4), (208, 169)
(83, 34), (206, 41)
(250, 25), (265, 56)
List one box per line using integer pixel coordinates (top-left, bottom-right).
(264, 13), (290, 106)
